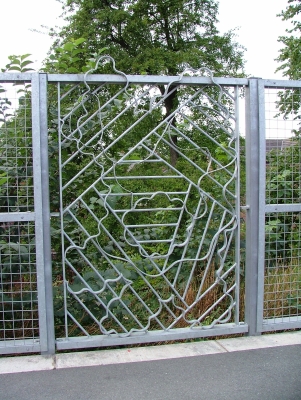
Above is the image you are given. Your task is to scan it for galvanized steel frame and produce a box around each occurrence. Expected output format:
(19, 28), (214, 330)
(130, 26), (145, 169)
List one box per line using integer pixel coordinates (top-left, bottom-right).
(54, 69), (247, 350)
(1, 71), (300, 354)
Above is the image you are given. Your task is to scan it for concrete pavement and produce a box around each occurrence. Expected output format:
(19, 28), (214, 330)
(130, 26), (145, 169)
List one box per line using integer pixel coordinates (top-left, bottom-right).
(0, 331), (301, 399)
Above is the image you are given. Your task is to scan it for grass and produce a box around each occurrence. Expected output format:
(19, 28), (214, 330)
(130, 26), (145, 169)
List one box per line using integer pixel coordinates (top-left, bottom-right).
(263, 259), (301, 321)
(2, 258), (301, 344)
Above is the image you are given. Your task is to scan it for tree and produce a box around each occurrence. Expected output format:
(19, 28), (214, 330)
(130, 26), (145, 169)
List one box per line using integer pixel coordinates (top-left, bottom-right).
(49, 0), (246, 165)
(276, 0), (301, 80)
(275, 0), (301, 131)
(55, 0), (245, 76)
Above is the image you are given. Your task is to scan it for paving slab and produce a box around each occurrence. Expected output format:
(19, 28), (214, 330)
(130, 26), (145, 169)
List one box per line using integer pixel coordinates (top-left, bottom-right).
(0, 355), (54, 374)
(56, 340), (225, 369)
(217, 331), (301, 352)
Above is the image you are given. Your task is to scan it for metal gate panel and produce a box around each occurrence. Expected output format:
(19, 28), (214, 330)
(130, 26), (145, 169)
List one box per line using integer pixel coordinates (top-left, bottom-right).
(0, 74), (54, 354)
(257, 80), (301, 332)
(54, 65), (247, 350)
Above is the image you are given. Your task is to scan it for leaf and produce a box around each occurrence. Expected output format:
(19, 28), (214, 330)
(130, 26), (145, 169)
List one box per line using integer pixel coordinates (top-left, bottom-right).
(7, 66), (21, 72)
(59, 62), (68, 70)
(104, 268), (117, 279)
(69, 283), (87, 292)
(70, 56), (81, 63)
(1, 243), (28, 253)
(104, 245), (114, 254)
(113, 99), (123, 109)
(111, 184), (124, 193)
(21, 54), (32, 60)
(74, 37), (86, 46)
(66, 67), (79, 73)
(72, 48), (84, 56)
(20, 60), (33, 68)
(96, 198), (105, 206)
(9, 58), (21, 65)
(0, 176), (7, 186)
(97, 47), (109, 55)
(63, 42), (75, 51)
(83, 271), (100, 281)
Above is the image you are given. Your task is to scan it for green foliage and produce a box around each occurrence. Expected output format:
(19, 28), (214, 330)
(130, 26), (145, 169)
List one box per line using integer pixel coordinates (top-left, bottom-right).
(269, 0), (301, 262)
(45, 37), (108, 73)
(0, 54), (39, 337)
(57, 0), (245, 77)
(276, 0), (301, 80)
(1, 54), (35, 74)
(49, 0), (246, 167)
(276, 0), (301, 135)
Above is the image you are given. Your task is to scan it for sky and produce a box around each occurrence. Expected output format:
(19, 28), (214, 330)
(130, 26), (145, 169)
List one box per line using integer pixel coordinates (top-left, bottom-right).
(0, 0), (292, 78)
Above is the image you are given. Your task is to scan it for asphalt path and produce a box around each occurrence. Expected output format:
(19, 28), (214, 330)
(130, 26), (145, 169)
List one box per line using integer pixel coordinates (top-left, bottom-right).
(1, 345), (301, 400)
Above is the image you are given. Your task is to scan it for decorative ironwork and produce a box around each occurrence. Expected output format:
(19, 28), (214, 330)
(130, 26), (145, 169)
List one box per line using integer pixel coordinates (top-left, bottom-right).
(57, 57), (240, 339)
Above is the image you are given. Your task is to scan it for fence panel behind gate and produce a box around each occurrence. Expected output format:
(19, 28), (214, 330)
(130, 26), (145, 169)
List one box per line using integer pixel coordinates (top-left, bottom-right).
(0, 74), (54, 354)
(257, 80), (301, 333)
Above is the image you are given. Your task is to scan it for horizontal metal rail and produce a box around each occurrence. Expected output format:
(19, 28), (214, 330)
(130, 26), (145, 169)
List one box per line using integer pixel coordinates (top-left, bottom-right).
(263, 79), (301, 89)
(0, 212), (35, 222)
(56, 324), (248, 351)
(0, 73), (34, 82)
(47, 74), (249, 86)
(265, 204), (301, 213)
(1, 73), (300, 88)
(262, 317), (301, 332)
(0, 340), (41, 355)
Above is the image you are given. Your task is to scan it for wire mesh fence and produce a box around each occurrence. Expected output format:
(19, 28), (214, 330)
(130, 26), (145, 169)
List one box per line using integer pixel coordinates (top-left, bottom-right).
(0, 83), (34, 213)
(0, 80), (40, 350)
(0, 221), (38, 342)
(263, 85), (301, 326)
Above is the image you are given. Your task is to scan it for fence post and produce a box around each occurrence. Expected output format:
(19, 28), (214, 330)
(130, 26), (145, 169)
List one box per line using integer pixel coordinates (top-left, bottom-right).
(32, 73), (55, 354)
(244, 78), (265, 336)
(40, 73), (56, 354)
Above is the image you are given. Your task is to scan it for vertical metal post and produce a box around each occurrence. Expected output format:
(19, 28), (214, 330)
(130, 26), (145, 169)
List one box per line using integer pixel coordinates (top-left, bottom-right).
(40, 73), (56, 354)
(234, 86), (241, 325)
(32, 73), (55, 354)
(256, 80), (266, 333)
(244, 78), (265, 336)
